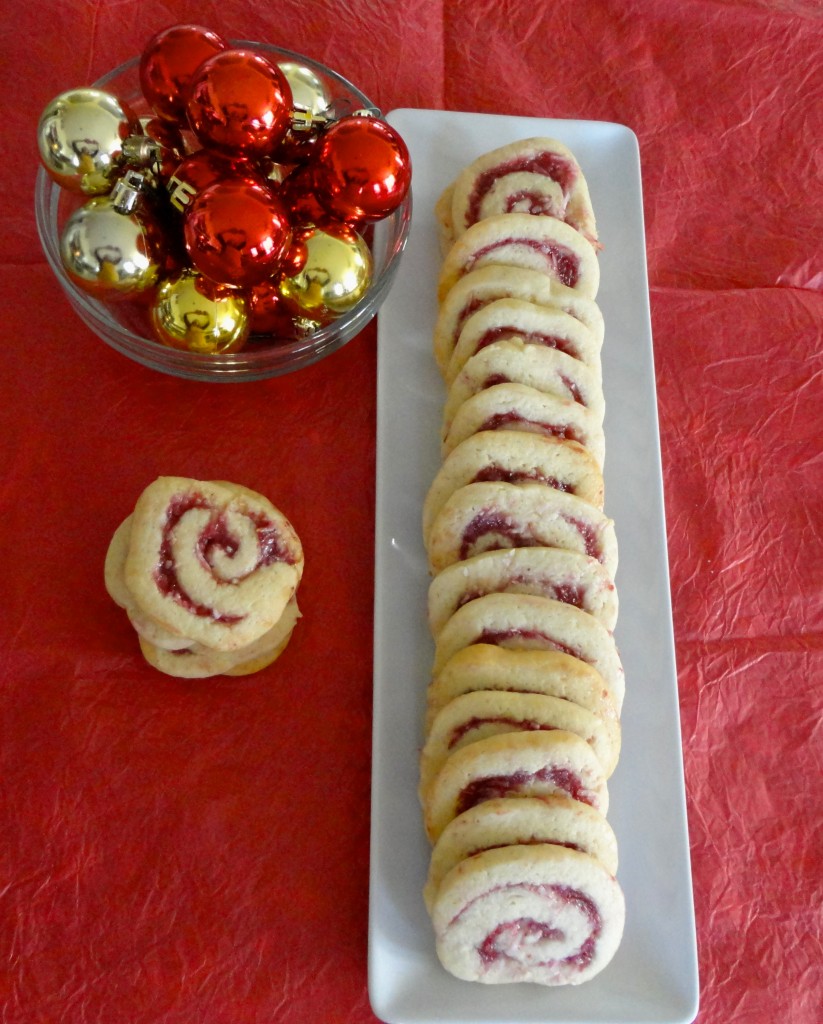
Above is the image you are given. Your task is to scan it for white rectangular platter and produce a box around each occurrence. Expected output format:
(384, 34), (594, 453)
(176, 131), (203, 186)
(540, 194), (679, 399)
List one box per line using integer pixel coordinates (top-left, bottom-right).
(369, 109), (699, 1024)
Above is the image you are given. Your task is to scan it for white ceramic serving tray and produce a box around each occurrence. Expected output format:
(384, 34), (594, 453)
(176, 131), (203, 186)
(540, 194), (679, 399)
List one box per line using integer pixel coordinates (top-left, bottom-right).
(369, 109), (698, 1024)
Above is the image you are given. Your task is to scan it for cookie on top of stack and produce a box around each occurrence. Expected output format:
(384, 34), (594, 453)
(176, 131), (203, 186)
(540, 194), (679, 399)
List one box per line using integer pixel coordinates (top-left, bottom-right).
(420, 137), (626, 987)
(105, 476), (304, 678)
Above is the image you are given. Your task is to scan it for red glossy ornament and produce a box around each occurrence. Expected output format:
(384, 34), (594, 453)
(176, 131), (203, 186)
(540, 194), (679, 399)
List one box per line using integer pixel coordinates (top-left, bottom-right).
(186, 49), (293, 158)
(247, 280), (301, 336)
(183, 177), (293, 288)
(273, 126), (322, 166)
(165, 149), (264, 214)
(280, 236), (309, 277)
(141, 117), (186, 173)
(278, 165), (331, 227)
(142, 117), (184, 152)
(139, 24), (227, 123)
(312, 115), (411, 222)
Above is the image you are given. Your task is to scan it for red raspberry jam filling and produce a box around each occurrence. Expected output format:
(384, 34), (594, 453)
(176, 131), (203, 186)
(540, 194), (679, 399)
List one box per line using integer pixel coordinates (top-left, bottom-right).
(466, 153), (576, 226)
(456, 764), (593, 815)
(155, 494), (294, 620)
(467, 839), (585, 860)
(558, 373), (584, 404)
(472, 465), (571, 492)
(478, 411), (583, 446)
(455, 578), (586, 616)
(479, 374), (589, 409)
(475, 325), (581, 360)
(253, 514), (298, 567)
(468, 239), (579, 288)
(475, 627), (582, 661)
(562, 515), (602, 561)
(548, 580), (586, 606)
(476, 884), (600, 969)
(481, 372), (511, 389)
(459, 509), (603, 562)
(481, 373), (586, 409)
(454, 296), (486, 337)
(459, 511), (538, 560)
(449, 715), (555, 748)
(479, 918), (563, 965)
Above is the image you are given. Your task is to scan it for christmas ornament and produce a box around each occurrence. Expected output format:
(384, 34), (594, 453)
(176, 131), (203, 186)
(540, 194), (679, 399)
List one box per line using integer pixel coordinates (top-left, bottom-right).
(151, 269), (250, 353)
(186, 49), (293, 158)
(274, 125), (323, 166)
(278, 223), (372, 323)
(278, 166), (329, 227)
(38, 88), (139, 194)
(165, 149), (254, 214)
(312, 114), (411, 222)
(280, 235), (310, 278)
(183, 177), (293, 288)
(59, 169), (165, 298)
(278, 62), (330, 117)
(122, 117), (186, 185)
(259, 158), (290, 189)
(274, 65), (330, 163)
(247, 280), (310, 336)
(37, 28), (413, 366)
(139, 24), (228, 123)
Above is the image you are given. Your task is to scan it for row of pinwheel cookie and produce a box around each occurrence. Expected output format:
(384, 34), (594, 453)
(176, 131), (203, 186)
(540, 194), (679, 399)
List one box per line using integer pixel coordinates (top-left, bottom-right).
(418, 138), (626, 986)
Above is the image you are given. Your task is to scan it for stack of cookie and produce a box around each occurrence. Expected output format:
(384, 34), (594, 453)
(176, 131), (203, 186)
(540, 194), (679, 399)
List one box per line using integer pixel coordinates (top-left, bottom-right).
(420, 138), (625, 986)
(105, 476), (304, 678)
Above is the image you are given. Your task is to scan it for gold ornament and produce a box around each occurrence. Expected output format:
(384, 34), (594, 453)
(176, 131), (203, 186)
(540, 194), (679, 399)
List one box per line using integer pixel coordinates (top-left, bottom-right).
(38, 88), (139, 194)
(278, 224), (373, 324)
(151, 269), (250, 354)
(277, 62), (330, 116)
(59, 171), (164, 298)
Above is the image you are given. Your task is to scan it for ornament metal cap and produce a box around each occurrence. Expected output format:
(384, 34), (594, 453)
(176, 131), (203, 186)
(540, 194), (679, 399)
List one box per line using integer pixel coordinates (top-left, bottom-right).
(290, 109), (331, 133)
(121, 135), (163, 168)
(110, 169), (150, 213)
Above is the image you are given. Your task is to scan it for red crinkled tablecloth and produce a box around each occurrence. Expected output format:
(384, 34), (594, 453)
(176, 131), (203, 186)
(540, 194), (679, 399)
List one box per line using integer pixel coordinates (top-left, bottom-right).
(2, 2), (821, 1023)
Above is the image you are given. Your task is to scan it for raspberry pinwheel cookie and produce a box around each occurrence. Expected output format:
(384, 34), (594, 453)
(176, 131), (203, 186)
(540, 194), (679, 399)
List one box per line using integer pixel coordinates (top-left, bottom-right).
(433, 266), (604, 376)
(426, 480), (618, 579)
(105, 515), (195, 652)
(423, 795), (619, 913)
(138, 597), (301, 678)
(105, 516), (136, 611)
(426, 546), (618, 637)
(423, 431), (604, 545)
(442, 137), (598, 247)
(426, 645), (619, 734)
(423, 729), (609, 842)
(419, 689), (621, 800)
(437, 213), (600, 302)
(430, 844), (625, 985)
(441, 383), (606, 467)
(434, 184), (457, 256)
(124, 477), (303, 652)
(431, 592), (624, 711)
(445, 297), (602, 388)
(442, 337), (605, 439)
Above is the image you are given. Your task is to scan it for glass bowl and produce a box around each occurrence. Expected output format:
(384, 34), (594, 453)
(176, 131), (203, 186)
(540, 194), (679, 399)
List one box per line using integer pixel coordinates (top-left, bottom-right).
(34, 42), (411, 382)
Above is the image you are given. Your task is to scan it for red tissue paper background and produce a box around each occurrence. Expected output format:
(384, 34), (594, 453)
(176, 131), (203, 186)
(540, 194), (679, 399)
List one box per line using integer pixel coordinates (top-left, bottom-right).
(2, 1), (821, 1022)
